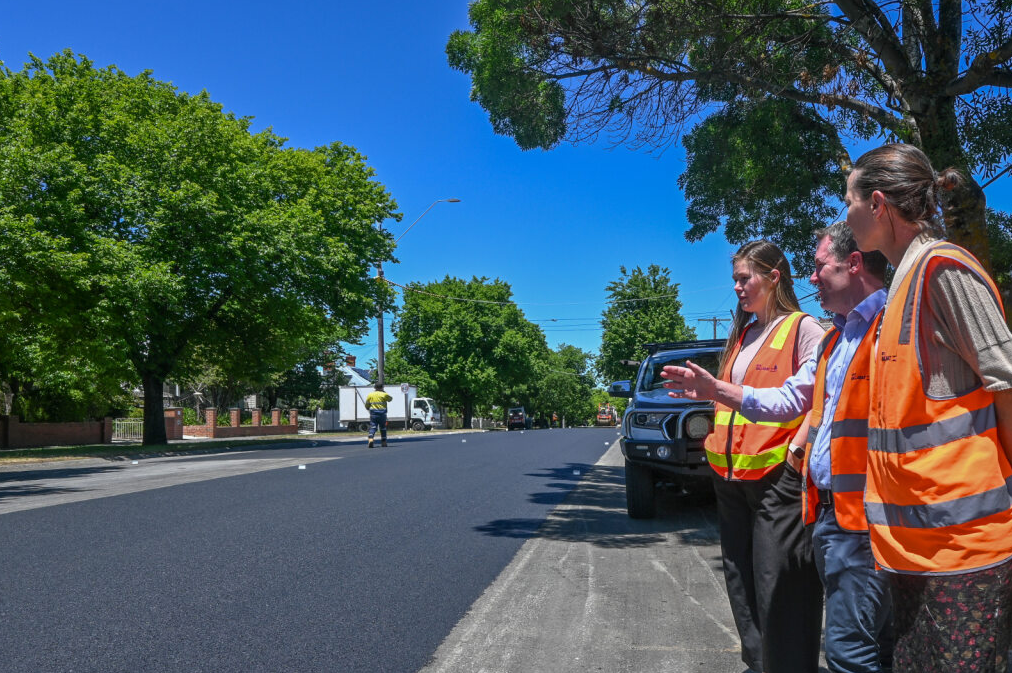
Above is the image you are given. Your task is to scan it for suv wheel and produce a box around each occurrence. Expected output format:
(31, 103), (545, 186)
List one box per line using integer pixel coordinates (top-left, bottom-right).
(624, 460), (657, 519)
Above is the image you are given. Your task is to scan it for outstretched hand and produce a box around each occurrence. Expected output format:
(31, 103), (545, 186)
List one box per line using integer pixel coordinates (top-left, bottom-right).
(660, 360), (719, 401)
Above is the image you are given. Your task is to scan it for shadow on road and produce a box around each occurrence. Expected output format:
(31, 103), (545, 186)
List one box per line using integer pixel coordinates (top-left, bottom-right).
(0, 466), (121, 501)
(476, 463), (722, 551)
(0, 465), (122, 483)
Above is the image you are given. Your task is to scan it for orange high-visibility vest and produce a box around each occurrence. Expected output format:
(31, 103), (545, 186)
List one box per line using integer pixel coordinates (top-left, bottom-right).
(800, 313), (881, 529)
(867, 242), (1012, 575)
(706, 311), (808, 481)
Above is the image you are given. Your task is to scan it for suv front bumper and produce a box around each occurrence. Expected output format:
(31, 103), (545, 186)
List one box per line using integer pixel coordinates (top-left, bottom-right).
(620, 437), (711, 478)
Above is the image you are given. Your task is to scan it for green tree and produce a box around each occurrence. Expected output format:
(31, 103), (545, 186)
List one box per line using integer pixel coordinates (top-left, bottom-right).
(532, 344), (597, 426)
(447, 0), (1012, 285)
(0, 210), (135, 421)
(0, 52), (399, 443)
(385, 276), (548, 428)
(598, 265), (695, 385)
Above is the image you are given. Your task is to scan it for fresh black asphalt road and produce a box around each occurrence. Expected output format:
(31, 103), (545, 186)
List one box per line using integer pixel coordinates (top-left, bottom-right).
(0, 428), (615, 673)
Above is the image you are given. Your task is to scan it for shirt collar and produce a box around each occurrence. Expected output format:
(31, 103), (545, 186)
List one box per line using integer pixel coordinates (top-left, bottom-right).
(832, 288), (887, 330)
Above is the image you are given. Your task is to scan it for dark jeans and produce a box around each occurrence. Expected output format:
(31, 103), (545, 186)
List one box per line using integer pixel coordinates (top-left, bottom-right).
(368, 410), (387, 440)
(813, 504), (893, 673)
(713, 462), (824, 673)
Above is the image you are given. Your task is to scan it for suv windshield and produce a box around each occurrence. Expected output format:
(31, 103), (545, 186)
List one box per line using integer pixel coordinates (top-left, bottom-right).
(640, 351), (721, 392)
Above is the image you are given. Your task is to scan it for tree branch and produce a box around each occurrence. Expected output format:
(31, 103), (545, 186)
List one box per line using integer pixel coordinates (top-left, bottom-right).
(618, 60), (905, 132)
(901, 3), (923, 71)
(834, 0), (915, 80)
(937, 0), (963, 76)
(946, 39), (1012, 94)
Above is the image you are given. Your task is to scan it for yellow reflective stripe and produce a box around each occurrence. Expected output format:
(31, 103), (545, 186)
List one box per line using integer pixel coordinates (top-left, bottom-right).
(713, 411), (804, 430)
(770, 312), (803, 351)
(706, 444), (789, 469)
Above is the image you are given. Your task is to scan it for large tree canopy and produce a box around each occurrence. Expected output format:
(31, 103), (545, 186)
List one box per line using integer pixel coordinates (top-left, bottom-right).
(448, 0), (1012, 285)
(385, 276), (548, 429)
(0, 52), (399, 443)
(597, 264), (695, 384)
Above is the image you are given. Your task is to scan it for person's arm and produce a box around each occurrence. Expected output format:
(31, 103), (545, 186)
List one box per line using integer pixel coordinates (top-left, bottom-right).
(786, 412), (812, 472)
(660, 360), (743, 408)
(662, 355), (816, 421)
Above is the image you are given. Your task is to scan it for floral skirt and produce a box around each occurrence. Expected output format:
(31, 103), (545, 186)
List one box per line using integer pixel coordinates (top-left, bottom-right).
(890, 557), (1012, 672)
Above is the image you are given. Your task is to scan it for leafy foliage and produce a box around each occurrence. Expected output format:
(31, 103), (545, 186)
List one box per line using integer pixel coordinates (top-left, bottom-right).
(385, 276), (548, 428)
(0, 52), (399, 442)
(529, 344), (598, 425)
(597, 265), (695, 385)
(448, 0), (1012, 286)
(680, 98), (847, 276)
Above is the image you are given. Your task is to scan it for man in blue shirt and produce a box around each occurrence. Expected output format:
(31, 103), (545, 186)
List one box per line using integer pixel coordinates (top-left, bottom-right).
(662, 221), (891, 673)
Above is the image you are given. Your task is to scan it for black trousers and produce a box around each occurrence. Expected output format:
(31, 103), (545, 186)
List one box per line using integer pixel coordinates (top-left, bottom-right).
(713, 462), (824, 673)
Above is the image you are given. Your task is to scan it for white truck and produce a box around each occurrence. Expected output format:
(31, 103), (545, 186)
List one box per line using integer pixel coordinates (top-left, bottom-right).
(338, 384), (441, 432)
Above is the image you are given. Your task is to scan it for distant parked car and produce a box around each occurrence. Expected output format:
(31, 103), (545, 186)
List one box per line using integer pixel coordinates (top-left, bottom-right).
(506, 407), (528, 431)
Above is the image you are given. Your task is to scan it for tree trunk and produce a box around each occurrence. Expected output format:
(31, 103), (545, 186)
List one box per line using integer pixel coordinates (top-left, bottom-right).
(142, 371), (168, 445)
(918, 106), (992, 271)
(917, 107), (1010, 324)
(462, 398), (474, 430)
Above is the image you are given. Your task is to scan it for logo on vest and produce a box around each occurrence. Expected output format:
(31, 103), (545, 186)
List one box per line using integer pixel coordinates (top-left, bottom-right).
(850, 373), (869, 381)
(879, 351), (897, 362)
(755, 364), (778, 372)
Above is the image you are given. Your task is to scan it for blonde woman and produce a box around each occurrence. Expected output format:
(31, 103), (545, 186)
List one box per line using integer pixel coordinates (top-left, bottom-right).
(702, 240), (825, 673)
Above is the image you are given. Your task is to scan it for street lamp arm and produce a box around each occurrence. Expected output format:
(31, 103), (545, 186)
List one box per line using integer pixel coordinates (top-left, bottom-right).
(377, 197), (460, 385)
(394, 198), (460, 244)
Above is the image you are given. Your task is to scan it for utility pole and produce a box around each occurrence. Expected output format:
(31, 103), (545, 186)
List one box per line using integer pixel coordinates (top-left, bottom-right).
(697, 317), (731, 339)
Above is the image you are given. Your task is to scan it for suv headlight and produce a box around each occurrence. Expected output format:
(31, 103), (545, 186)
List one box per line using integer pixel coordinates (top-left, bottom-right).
(684, 413), (712, 439)
(632, 413), (665, 429)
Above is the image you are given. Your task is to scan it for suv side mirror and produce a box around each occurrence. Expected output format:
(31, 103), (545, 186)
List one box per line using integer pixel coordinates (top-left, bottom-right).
(608, 380), (632, 398)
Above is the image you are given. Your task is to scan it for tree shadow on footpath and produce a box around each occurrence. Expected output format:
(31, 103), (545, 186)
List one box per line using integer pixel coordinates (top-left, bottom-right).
(475, 463), (722, 552)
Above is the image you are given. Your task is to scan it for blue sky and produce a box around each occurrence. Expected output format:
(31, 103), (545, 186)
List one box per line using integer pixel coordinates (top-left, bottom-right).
(5, 2), (1008, 366)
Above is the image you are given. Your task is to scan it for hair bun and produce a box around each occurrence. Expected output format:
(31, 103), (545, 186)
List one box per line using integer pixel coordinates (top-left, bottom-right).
(935, 167), (964, 192)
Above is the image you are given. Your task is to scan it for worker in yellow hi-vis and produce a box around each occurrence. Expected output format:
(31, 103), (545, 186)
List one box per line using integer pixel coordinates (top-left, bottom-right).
(365, 383), (393, 448)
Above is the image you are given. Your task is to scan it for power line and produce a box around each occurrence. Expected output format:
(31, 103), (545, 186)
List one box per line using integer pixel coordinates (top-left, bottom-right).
(382, 277), (728, 307)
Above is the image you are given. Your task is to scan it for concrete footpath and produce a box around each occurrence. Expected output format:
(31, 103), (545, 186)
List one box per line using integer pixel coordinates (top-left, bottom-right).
(422, 440), (761, 673)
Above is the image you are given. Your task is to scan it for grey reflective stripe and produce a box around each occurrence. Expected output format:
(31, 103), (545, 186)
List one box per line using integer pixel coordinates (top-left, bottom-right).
(898, 250), (933, 345)
(830, 418), (868, 438)
(807, 423), (821, 445)
(866, 480), (1012, 529)
(831, 473), (866, 494)
(868, 406), (996, 454)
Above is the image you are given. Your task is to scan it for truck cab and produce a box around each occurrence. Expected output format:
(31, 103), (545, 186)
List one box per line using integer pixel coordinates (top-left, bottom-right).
(410, 397), (441, 430)
(609, 339), (724, 519)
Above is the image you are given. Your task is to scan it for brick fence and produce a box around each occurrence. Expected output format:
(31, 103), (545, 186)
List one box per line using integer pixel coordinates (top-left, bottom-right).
(184, 408), (299, 439)
(0, 415), (113, 449)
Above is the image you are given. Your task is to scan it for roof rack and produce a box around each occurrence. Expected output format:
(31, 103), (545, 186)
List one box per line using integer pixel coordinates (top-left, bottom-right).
(642, 339), (725, 355)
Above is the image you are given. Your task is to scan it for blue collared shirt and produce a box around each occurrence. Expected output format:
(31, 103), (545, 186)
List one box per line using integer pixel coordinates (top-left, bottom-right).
(741, 289), (887, 490)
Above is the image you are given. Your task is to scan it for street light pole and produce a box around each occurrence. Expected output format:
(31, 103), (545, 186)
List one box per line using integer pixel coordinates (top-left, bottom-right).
(376, 198), (461, 385)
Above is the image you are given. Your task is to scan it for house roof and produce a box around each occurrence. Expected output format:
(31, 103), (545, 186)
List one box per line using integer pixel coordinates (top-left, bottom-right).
(340, 365), (373, 386)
